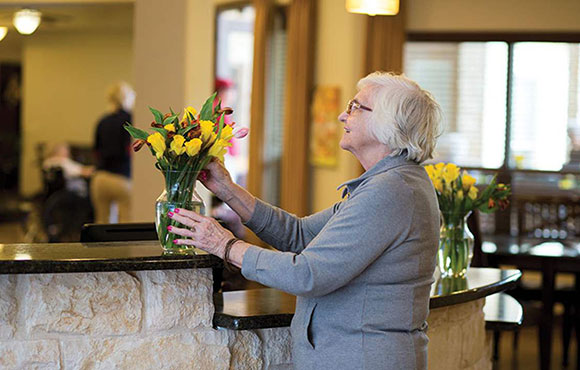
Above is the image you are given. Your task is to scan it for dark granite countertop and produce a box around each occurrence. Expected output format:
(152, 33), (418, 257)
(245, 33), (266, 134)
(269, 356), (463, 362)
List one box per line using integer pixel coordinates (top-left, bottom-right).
(0, 241), (221, 274)
(213, 267), (521, 330)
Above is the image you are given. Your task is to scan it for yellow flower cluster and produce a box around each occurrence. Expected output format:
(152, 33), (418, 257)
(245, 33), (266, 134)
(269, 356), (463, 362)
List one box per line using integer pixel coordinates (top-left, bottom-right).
(424, 163), (478, 200)
(125, 92), (248, 172)
(423, 162), (511, 224)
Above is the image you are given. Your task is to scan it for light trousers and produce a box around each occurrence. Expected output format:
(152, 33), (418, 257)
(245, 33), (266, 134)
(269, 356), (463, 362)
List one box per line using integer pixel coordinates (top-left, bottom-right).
(91, 171), (131, 224)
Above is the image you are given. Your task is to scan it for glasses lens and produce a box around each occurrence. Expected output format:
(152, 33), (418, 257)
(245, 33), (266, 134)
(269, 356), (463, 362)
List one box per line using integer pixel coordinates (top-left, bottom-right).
(347, 100), (354, 114)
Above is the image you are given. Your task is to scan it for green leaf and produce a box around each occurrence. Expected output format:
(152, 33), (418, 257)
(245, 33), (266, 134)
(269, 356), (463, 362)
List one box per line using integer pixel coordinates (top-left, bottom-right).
(170, 107), (176, 116)
(216, 113), (225, 139)
(124, 124), (149, 140)
(186, 110), (196, 123)
(199, 92), (217, 120)
(178, 124), (197, 136)
(163, 114), (178, 125)
(149, 107), (164, 124)
(151, 127), (168, 139)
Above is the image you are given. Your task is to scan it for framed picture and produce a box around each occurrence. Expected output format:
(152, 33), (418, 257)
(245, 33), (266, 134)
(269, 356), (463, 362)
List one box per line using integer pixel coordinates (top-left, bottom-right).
(309, 86), (341, 167)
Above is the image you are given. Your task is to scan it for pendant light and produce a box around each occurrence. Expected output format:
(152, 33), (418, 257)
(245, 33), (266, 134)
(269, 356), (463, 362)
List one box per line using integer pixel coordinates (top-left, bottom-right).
(13, 9), (42, 35)
(0, 27), (7, 42)
(346, 0), (400, 16)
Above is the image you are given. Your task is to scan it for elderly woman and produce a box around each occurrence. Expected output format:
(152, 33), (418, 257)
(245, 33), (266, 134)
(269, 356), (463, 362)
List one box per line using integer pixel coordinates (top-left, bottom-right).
(169, 72), (442, 369)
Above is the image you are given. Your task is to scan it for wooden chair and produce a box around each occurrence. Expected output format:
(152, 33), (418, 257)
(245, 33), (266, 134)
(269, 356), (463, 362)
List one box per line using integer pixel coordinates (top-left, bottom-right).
(483, 292), (524, 368)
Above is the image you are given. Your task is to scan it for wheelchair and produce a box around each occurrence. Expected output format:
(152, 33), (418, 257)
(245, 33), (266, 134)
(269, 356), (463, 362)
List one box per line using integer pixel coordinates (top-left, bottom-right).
(41, 167), (94, 242)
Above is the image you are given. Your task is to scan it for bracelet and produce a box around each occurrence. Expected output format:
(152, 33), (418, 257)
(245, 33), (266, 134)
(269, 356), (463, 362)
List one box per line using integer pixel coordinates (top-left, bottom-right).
(223, 237), (241, 272)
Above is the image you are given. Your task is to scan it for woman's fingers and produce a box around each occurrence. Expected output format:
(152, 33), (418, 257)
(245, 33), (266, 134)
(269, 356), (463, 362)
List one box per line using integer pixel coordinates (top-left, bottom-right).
(173, 208), (204, 222)
(168, 212), (197, 229)
(167, 225), (194, 238)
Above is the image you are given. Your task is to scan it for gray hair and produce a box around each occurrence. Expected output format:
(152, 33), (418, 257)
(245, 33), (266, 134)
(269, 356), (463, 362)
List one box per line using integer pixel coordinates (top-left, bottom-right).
(357, 71), (442, 163)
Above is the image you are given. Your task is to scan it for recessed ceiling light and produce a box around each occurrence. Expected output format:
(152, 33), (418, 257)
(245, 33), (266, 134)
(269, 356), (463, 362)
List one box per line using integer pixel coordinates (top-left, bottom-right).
(13, 9), (42, 35)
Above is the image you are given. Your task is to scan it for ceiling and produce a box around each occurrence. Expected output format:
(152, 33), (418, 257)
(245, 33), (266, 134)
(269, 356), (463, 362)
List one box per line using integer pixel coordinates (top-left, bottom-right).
(0, 3), (133, 55)
(0, 3), (133, 32)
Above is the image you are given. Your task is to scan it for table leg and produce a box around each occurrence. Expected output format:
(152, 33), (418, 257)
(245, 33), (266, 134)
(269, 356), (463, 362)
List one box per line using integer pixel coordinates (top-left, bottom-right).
(539, 262), (555, 370)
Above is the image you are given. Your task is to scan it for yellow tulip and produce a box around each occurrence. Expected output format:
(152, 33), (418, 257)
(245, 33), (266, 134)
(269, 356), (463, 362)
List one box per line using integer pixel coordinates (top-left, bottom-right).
(424, 165), (435, 180)
(468, 186), (478, 200)
(462, 171), (476, 191)
(434, 162), (445, 172)
(170, 135), (186, 155)
(185, 138), (202, 157)
(147, 132), (166, 159)
(182, 106), (197, 123)
(164, 124), (176, 132)
(200, 120), (217, 145)
(457, 190), (464, 200)
(442, 163), (460, 184)
(208, 139), (231, 162)
(433, 178), (443, 193)
(220, 125), (234, 141)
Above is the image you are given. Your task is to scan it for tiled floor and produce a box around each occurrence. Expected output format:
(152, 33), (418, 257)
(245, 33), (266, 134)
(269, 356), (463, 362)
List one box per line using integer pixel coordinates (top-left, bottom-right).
(0, 221), (577, 368)
(496, 324), (578, 370)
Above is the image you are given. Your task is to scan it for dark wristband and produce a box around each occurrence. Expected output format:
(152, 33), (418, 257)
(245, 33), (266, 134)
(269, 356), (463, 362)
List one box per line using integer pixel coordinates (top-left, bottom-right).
(223, 237), (241, 272)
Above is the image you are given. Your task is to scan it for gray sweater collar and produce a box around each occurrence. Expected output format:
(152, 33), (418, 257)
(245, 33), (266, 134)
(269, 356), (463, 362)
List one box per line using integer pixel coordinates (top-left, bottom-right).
(337, 154), (416, 198)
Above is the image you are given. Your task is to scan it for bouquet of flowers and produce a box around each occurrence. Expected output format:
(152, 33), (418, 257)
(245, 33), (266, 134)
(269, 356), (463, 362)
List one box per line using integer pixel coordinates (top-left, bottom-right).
(424, 162), (511, 277)
(124, 92), (248, 253)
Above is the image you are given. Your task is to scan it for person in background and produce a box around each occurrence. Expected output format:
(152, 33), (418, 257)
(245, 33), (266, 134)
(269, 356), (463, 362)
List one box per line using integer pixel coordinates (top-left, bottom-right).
(42, 142), (94, 197)
(91, 81), (135, 224)
(169, 71), (443, 369)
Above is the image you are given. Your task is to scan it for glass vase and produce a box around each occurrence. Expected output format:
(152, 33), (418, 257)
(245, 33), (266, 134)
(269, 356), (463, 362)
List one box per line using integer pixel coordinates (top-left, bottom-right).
(155, 170), (206, 255)
(437, 212), (474, 278)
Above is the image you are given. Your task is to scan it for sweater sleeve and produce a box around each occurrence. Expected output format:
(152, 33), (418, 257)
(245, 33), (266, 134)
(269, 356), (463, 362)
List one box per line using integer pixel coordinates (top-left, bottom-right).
(241, 175), (414, 298)
(244, 198), (338, 253)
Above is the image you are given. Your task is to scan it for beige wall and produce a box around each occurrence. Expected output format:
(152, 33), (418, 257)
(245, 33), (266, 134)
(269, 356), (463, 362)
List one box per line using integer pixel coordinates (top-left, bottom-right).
(20, 30), (133, 196)
(406, 0), (580, 32)
(311, 0), (366, 212)
(131, 0), (214, 222)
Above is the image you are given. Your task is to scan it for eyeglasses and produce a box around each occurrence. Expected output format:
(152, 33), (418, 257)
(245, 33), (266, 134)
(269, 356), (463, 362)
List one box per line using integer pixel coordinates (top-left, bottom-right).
(346, 99), (373, 115)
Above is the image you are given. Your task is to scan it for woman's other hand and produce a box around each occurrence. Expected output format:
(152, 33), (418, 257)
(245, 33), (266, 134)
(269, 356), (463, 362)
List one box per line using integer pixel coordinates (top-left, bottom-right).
(167, 207), (234, 258)
(200, 158), (235, 201)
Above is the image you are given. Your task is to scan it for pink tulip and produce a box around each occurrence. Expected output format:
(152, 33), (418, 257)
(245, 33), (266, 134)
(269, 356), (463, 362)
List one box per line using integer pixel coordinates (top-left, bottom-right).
(234, 127), (249, 139)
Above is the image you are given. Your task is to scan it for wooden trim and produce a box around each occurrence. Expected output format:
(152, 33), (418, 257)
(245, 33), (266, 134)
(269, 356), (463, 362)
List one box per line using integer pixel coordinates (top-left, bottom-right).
(247, 0), (273, 200)
(279, 0), (316, 216)
(407, 32), (580, 43)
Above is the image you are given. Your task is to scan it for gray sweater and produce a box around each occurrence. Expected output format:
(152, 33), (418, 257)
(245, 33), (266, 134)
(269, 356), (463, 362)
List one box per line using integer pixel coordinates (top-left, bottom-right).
(242, 154), (440, 370)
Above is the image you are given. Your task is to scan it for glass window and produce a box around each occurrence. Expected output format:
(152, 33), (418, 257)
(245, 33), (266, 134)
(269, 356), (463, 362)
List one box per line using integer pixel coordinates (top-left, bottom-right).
(215, 5), (255, 187)
(510, 42), (580, 171)
(404, 42), (508, 168)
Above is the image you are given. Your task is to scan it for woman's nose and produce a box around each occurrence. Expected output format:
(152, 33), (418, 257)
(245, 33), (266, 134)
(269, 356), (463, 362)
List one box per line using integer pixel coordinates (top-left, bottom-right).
(338, 111), (347, 123)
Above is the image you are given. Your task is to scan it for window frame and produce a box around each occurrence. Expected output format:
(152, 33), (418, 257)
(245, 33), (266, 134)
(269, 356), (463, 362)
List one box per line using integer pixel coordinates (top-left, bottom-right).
(407, 32), (580, 174)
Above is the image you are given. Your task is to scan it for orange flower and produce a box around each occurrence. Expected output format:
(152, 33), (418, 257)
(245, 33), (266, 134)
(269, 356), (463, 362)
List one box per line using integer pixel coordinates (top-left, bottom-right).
(488, 198), (496, 209)
(132, 139), (146, 152)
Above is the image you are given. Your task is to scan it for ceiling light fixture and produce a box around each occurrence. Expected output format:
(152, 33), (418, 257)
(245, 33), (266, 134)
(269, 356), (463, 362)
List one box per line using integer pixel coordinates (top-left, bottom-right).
(0, 27), (7, 42)
(13, 8), (42, 35)
(346, 0), (399, 16)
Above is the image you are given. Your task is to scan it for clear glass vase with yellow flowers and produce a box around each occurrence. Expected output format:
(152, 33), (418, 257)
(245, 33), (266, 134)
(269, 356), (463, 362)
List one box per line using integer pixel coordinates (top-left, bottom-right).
(424, 163), (511, 278)
(124, 93), (247, 254)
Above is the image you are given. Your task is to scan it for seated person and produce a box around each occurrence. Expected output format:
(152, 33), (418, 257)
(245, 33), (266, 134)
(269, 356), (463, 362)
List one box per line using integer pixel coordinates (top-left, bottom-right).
(42, 143), (94, 197)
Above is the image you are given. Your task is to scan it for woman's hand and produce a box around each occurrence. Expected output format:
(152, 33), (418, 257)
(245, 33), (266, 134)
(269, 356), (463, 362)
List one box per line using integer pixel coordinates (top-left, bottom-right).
(200, 158), (235, 201)
(167, 207), (234, 258)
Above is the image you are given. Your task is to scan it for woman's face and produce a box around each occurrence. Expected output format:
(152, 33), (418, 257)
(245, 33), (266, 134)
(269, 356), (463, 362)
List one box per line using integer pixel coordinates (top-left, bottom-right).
(338, 87), (379, 158)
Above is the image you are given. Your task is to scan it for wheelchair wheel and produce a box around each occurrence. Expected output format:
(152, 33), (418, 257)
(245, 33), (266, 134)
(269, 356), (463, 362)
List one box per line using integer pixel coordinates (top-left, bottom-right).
(42, 190), (93, 242)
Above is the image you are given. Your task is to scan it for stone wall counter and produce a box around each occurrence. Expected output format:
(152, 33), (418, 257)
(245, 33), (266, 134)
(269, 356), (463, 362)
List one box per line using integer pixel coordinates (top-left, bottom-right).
(0, 241), (221, 274)
(213, 268), (521, 370)
(0, 240), (520, 369)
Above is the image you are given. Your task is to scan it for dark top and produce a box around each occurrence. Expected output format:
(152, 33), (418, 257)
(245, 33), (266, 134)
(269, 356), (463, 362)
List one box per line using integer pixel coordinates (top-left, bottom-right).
(94, 109), (132, 178)
(0, 241), (221, 274)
